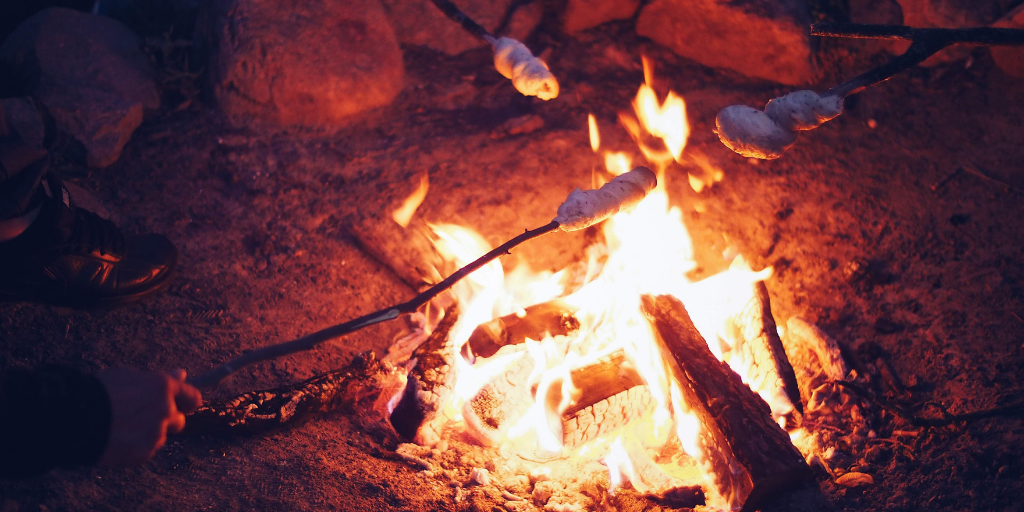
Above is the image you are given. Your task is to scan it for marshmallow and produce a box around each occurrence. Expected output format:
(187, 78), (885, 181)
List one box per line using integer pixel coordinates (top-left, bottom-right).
(716, 90), (844, 159)
(554, 167), (657, 231)
(492, 37), (559, 101)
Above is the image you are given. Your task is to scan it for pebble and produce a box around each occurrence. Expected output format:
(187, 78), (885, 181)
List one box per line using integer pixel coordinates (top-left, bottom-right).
(835, 471), (875, 488)
(470, 467), (491, 486)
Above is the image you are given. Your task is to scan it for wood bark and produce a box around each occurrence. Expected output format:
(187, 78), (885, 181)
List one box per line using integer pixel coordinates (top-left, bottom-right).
(181, 351), (392, 436)
(642, 294), (812, 512)
(388, 306), (460, 445)
(729, 281), (803, 416)
(461, 299), (580, 360)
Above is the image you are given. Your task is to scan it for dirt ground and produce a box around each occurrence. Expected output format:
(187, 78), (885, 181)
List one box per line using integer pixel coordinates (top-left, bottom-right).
(2, 19), (1023, 512)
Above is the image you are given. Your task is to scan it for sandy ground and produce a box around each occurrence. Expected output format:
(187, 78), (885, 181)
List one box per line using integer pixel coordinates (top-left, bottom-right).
(1, 21), (1023, 512)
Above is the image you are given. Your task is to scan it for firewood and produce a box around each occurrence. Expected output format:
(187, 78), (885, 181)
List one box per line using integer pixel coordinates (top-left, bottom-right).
(181, 352), (392, 436)
(462, 348), (652, 450)
(461, 299), (580, 360)
(728, 281), (803, 417)
(389, 306), (461, 445)
(641, 294), (812, 512)
(347, 214), (444, 291)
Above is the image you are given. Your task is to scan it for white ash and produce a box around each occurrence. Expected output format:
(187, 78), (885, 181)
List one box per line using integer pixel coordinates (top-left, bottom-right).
(492, 37), (559, 101)
(555, 166), (657, 232)
(716, 90), (843, 159)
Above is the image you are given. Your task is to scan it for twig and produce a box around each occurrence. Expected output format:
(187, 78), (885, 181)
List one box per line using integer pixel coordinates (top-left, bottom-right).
(189, 221), (560, 388)
(959, 165), (1024, 193)
(837, 380), (1024, 427)
(930, 168), (961, 191)
(427, 0), (497, 44)
(810, 24), (1024, 98)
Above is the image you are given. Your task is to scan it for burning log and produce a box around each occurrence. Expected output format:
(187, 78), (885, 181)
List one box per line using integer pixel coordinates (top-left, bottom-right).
(461, 348), (653, 451)
(181, 352), (392, 436)
(461, 299), (580, 360)
(729, 281), (803, 417)
(551, 350), (653, 450)
(389, 306), (460, 445)
(642, 294), (812, 512)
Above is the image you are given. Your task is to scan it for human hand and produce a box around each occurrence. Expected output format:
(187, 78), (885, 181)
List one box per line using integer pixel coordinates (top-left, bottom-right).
(96, 368), (203, 466)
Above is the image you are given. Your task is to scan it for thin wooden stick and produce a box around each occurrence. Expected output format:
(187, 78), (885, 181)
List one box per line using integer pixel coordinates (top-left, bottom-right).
(189, 221), (559, 389)
(427, 0), (497, 44)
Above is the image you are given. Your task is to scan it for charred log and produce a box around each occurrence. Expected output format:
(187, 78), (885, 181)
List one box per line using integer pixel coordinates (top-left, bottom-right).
(642, 294), (812, 512)
(389, 306), (460, 445)
(561, 385), (655, 451)
(347, 213), (444, 291)
(728, 281), (803, 416)
(181, 352), (392, 436)
(462, 299), (580, 360)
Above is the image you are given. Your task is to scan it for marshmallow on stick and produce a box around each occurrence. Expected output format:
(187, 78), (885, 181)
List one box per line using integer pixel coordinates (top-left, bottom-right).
(492, 37), (559, 101)
(716, 90), (843, 159)
(555, 166), (658, 231)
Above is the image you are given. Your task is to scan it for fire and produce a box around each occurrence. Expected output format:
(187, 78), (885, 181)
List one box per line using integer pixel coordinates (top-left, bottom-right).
(412, 61), (788, 506)
(392, 171), (429, 228)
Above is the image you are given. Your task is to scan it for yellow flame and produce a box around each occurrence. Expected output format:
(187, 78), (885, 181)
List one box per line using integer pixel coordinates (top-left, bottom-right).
(588, 114), (600, 152)
(604, 152), (632, 177)
(392, 172), (429, 228)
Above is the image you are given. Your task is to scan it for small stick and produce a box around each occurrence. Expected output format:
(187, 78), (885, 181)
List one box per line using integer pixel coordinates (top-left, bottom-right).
(190, 222), (558, 389)
(190, 167), (657, 389)
(427, 0), (497, 44)
(715, 24), (1024, 160)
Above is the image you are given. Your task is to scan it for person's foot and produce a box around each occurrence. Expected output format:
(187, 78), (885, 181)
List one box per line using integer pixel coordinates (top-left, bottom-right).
(0, 175), (177, 307)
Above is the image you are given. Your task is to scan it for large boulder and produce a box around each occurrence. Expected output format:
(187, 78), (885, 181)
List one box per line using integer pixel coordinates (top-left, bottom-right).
(991, 3), (1024, 78)
(201, 0), (405, 128)
(0, 8), (160, 168)
(379, 0), (541, 55)
(562, 0), (641, 35)
(635, 0), (814, 85)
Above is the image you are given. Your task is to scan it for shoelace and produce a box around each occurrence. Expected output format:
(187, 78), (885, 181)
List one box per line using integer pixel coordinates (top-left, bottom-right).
(64, 208), (126, 257)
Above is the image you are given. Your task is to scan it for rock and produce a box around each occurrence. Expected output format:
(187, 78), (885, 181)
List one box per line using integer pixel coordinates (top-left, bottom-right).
(201, 0), (405, 128)
(991, 4), (1024, 78)
(894, 0), (1005, 65)
(379, 0), (541, 55)
(469, 467), (491, 486)
(635, 0), (814, 85)
(0, 8), (159, 168)
(562, 0), (641, 34)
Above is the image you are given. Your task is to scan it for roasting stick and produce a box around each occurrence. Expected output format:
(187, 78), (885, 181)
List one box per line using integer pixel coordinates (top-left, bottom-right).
(716, 23), (1024, 159)
(190, 167), (657, 389)
(427, 0), (559, 100)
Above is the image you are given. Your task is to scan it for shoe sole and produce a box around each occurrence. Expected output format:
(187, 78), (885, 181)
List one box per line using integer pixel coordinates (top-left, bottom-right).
(0, 261), (178, 309)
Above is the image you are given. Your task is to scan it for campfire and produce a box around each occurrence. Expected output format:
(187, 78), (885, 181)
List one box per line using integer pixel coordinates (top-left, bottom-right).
(368, 62), (860, 511)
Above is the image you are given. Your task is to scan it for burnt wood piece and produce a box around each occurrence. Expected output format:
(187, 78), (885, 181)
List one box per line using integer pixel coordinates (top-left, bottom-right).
(554, 350), (652, 450)
(462, 299), (580, 360)
(729, 281), (803, 416)
(347, 214), (444, 291)
(462, 348), (652, 449)
(642, 295), (812, 512)
(389, 306), (460, 445)
(782, 317), (851, 406)
(181, 352), (391, 436)
(561, 385), (655, 451)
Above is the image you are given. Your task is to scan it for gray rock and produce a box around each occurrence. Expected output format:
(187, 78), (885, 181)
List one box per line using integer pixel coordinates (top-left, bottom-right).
(379, 0), (541, 56)
(201, 0), (405, 128)
(991, 3), (1024, 78)
(562, 0), (641, 35)
(0, 8), (159, 168)
(636, 0), (814, 85)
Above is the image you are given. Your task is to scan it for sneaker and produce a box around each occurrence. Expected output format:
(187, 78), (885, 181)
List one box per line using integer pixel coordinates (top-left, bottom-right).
(0, 175), (177, 307)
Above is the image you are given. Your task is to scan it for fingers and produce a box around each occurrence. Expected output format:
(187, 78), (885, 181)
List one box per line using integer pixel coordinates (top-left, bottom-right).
(166, 410), (187, 435)
(165, 369), (203, 413)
